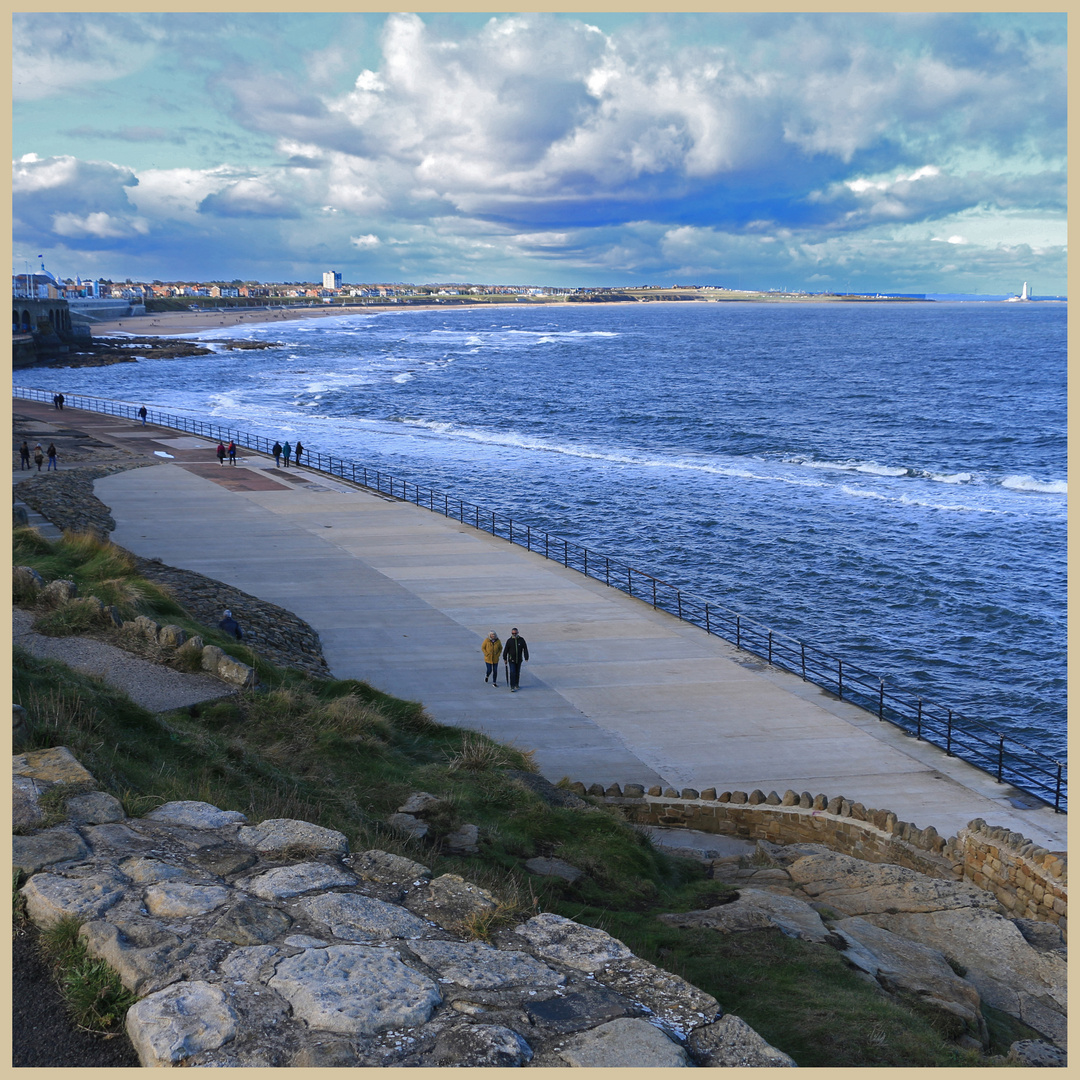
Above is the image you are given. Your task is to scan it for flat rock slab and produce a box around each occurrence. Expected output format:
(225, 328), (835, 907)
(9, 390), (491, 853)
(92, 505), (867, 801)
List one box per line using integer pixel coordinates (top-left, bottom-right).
(64, 791), (125, 825)
(300, 892), (435, 941)
(144, 883), (231, 918)
(433, 1022), (533, 1066)
(238, 818), (348, 854)
(208, 898), (293, 945)
(598, 956), (721, 1039)
(245, 861), (356, 900)
(403, 873), (499, 934)
(525, 856), (583, 883)
(556, 1016), (691, 1067)
(13, 745), (97, 786)
(268, 944), (442, 1035)
(126, 981), (239, 1067)
(409, 939), (566, 991)
(14, 825), (92, 874)
(145, 801), (248, 829)
(21, 869), (126, 928)
(515, 912), (635, 971)
(119, 856), (192, 884)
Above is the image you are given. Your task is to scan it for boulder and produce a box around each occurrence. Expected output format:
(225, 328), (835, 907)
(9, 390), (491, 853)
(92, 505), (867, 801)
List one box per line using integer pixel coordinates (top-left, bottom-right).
(347, 849), (431, 886)
(13, 825), (91, 874)
(444, 823), (479, 853)
(200, 644), (257, 688)
(157, 623), (187, 647)
(785, 850), (1002, 916)
(80, 916), (188, 994)
(64, 791), (125, 825)
(13, 703), (30, 749)
(144, 800), (247, 829)
(13, 774), (44, 830)
(125, 981), (239, 1067)
(128, 614), (161, 641)
(403, 873), (499, 935)
(688, 1013), (798, 1067)
(119, 857), (191, 884)
(869, 906), (1066, 1046)
(13, 745), (97, 786)
(237, 818), (348, 855)
(398, 791), (444, 814)
(208, 899), (293, 946)
(514, 912), (634, 972)
(1008, 1039), (1068, 1067)
(525, 856), (583, 883)
(598, 955), (721, 1038)
(659, 888), (831, 943)
(13, 565), (45, 598)
(556, 1017), (691, 1067)
(143, 883), (232, 918)
(832, 916), (986, 1042)
(40, 578), (78, 606)
(387, 812), (428, 839)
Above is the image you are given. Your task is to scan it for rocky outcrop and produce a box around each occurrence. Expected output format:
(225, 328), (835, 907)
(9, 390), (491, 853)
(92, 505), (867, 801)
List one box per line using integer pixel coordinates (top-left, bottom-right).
(13, 747), (792, 1068)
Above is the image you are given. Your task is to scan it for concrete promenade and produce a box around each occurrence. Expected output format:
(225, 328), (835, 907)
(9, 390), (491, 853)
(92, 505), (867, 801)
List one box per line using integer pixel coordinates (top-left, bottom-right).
(12, 399), (1067, 850)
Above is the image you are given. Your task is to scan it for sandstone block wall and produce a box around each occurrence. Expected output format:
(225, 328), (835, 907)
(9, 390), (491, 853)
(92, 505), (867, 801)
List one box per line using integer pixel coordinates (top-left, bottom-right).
(569, 782), (1067, 938)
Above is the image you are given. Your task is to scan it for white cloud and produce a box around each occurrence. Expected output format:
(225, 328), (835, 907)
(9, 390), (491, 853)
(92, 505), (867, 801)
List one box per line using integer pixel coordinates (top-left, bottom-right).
(52, 211), (149, 238)
(350, 234), (380, 247)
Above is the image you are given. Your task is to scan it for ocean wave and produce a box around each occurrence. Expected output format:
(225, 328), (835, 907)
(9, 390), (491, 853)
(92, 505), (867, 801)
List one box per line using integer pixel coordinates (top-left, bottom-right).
(1000, 474), (1067, 494)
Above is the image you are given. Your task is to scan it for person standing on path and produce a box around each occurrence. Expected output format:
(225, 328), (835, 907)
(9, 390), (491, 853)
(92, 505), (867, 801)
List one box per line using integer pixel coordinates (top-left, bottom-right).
(216, 441), (226, 466)
(481, 631), (502, 686)
(138, 406), (148, 425)
(46, 443), (58, 471)
(52, 394), (60, 410)
(294, 440), (304, 467)
(218, 609), (243, 640)
(18, 441), (31, 470)
(57, 393), (64, 410)
(272, 441), (283, 467)
(227, 441), (237, 465)
(502, 627), (529, 692)
(282, 440), (291, 467)
(33, 444), (44, 471)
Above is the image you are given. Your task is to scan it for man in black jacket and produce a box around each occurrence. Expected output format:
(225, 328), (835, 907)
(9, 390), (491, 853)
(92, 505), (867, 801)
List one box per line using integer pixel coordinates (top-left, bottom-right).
(502, 627), (529, 692)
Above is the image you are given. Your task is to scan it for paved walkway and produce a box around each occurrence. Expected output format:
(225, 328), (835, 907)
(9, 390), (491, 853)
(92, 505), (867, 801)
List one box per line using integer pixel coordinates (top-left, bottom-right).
(11, 400), (1066, 850)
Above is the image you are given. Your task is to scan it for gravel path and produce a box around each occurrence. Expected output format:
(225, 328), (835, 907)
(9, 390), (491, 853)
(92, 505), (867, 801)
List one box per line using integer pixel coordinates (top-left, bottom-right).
(13, 608), (233, 712)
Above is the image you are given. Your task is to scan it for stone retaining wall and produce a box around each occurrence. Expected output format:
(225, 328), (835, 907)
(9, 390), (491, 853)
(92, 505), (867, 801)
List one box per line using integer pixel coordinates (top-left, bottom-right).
(570, 781), (1067, 937)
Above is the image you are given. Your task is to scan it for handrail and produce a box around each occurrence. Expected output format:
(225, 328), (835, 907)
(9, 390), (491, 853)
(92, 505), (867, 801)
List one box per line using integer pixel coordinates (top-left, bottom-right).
(13, 384), (1066, 813)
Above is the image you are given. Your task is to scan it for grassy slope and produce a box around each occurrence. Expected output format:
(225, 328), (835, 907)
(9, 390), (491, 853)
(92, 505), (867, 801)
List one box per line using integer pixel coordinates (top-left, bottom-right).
(13, 529), (1025, 1067)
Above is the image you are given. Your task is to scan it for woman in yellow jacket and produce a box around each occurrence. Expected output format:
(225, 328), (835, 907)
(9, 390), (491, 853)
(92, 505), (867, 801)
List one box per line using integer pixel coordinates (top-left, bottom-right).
(481, 631), (502, 687)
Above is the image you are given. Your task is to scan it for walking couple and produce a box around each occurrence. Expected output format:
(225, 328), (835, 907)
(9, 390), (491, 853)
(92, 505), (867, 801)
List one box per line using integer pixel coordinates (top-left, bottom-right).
(481, 627), (529, 692)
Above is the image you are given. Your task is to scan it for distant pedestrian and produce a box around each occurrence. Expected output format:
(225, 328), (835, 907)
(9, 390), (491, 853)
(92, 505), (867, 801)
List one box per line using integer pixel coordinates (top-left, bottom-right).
(18, 441), (30, 470)
(282, 440), (291, 468)
(218, 609), (243, 640)
(57, 393), (64, 410)
(502, 627), (529, 692)
(272, 441), (282, 467)
(138, 405), (148, 425)
(482, 631), (502, 686)
(227, 440), (237, 465)
(216, 441), (226, 466)
(52, 394), (60, 410)
(46, 443), (58, 471)
(294, 440), (304, 467)
(33, 444), (44, 471)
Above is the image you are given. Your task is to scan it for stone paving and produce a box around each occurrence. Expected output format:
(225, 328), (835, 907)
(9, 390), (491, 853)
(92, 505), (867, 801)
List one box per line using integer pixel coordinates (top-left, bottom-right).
(14, 747), (795, 1068)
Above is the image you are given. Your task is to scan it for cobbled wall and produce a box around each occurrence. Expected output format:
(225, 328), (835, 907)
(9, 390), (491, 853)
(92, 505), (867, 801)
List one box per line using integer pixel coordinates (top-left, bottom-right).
(571, 782), (1067, 938)
(13, 747), (795, 1069)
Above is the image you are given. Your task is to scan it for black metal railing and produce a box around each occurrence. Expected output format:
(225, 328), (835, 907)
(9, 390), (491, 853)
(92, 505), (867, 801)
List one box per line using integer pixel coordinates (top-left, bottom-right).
(14, 385), (1066, 813)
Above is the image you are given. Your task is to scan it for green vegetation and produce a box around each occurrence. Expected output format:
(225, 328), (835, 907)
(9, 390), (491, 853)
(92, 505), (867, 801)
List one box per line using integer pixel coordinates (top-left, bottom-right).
(13, 529), (1019, 1066)
(36, 916), (137, 1031)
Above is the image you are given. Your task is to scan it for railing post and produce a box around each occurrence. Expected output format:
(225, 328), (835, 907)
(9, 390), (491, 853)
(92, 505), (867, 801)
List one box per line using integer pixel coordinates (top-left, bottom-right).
(1055, 763), (1063, 813)
(627, 567), (632, 596)
(564, 540), (568, 567)
(838, 658), (843, 700)
(676, 592), (682, 620)
(584, 548), (587, 576)
(527, 525), (531, 550)
(736, 615), (741, 649)
(606, 557), (610, 586)
(545, 534), (549, 559)
(878, 680), (885, 720)
(946, 710), (954, 756)
(768, 631), (773, 664)
(705, 603), (710, 633)
(916, 700), (923, 740)
(801, 642), (806, 680)
(491, 511), (495, 534)
(509, 520), (513, 544)
(996, 735), (1005, 783)
(652, 579), (656, 608)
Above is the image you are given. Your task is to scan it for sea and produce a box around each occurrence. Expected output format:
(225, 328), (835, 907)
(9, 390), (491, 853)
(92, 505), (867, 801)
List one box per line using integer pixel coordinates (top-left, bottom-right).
(34, 300), (1067, 761)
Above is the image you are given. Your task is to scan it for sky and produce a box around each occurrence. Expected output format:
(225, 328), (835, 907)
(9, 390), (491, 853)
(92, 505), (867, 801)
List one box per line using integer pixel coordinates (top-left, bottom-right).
(11, 11), (1067, 293)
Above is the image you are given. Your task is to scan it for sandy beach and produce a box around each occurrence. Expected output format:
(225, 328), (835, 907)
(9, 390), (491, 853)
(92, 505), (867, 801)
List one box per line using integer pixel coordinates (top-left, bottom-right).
(87, 303), (449, 336)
